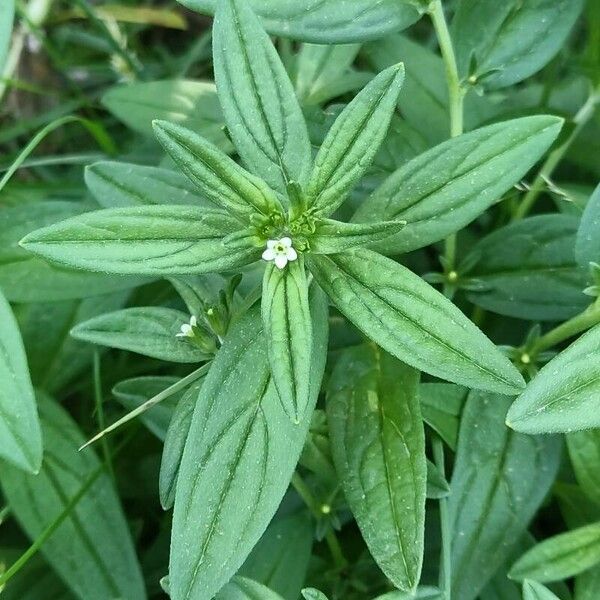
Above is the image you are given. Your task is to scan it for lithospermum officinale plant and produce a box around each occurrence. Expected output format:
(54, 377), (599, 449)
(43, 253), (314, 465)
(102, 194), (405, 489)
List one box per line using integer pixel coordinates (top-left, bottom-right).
(2, 0), (600, 599)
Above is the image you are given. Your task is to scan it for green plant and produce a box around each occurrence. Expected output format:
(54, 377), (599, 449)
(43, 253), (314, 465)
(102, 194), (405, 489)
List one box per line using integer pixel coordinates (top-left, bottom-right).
(1, 0), (600, 599)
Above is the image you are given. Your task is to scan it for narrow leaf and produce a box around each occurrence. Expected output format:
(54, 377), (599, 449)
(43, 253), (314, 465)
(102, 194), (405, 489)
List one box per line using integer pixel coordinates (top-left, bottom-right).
(0, 289), (42, 473)
(306, 63), (405, 216)
(522, 580), (561, 600)
(310, 219), (406, 255)
(71, 307), (210, 363)
(212, 0), (311, 194)
(327, 344), (426, 591)
(449, 391), (561, 600)
(509, 522), (600, 583)
(576, 183), (600, 266)
(352, 117), (563, 254)
(308, 249), (524, 394)
(216, 577), (285, 600)
(19, 205), (259, 275)
(507, 324), (600, 433)
(262, 259), (312, 423)
(153, 120), (280, 217)
(85, 160), (211, 208)
(567, 430), (600, 506)
(169, 288), (328, 600)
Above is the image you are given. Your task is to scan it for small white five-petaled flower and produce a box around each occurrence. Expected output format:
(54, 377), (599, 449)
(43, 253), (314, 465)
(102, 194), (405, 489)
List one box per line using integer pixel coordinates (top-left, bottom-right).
(176, 315), (197, 338)
(262, 237), (298, 269)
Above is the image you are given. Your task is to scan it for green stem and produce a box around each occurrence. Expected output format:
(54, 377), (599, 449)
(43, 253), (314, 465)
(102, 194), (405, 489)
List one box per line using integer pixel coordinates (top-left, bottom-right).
(433, 437), (452, 600)
(513, 87), (600, 220)
(429, 0), (465, 296)
(291, 473), (348, 569)
(532, 299), (600, 354)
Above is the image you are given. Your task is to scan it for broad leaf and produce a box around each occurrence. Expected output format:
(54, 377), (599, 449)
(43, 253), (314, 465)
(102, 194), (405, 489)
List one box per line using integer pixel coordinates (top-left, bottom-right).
(452, 0), (585, 89)
(0, 289), (42, 473)
(295, 43), (372, 106)
(509, 522), (600, 583)
(239, 512), (313, 600)
(85, 161), (210, 208)
(467, 215), (589, 321)
(449, 391), (561, 600)
(178, 0), (421, 44)
(507, 324), (600, 433)
(0, 397), (147, 600)
(576, 183), (600, 266)
(327, 344), (426, 591)
(522, 580), (561, 600)
(212, 0), (311, 194)
(160, 381), (203, 509)
(567, 430), (600, 506)
(153, 120), (281, 217)
(169, 288), (328, 600)
(17, 291), (129, 393)
(309, 219), (407, 254)
(71, 307), (210, 362)
(352, 117), (563, 254)
(308, 249), (524, 394)
(419, 383), (467, 451)
(262, 259), (312, 423)
(102, 79), (229, 147)
(305, 63), (405, 216)
(20, 205), (259, 275)
(216, 577), (285, 600)
(0, 201), (147, 302)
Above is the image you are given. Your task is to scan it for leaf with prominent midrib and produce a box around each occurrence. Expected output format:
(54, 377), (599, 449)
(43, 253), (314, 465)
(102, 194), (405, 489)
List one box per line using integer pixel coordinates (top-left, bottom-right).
(212, 0), (311, 194)
(0, 288), (42, 473)
(352, 117), (563, 254)
(308, 248), (524, 394)
(169, 287), (328, 600)
(305, 64), (405, 217)
(507, 324), (600, 434)
(449, 391), (561, 600)
(467, 214), (589, 321)
(85, 161), (210, 208)
(262, 259), (312, 423)
(327, 344), (426, 592)
(0, 396), (147, 600)
(71, 307), (210, 363)
(19, 205), (259, 275)
(509, 522), (600, 583)
(179, 0), (421, 44)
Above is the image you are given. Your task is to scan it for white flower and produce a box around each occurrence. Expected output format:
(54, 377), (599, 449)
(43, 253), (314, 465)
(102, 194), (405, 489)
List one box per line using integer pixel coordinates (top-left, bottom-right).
(176, 315), (197, 338)
(262, 237), (298, 269)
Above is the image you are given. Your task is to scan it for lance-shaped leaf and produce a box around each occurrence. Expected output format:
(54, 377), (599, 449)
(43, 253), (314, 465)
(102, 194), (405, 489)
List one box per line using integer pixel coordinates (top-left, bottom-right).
(466, 215), (590, 321)
(305, 64), (405, 217)
(308, 249), (524, 394)
(522, 581), (560, 600)
(160, 381), (203, 509)
(0, 289), (42, 473)
(309, 219), (407, 254)
(327, 345), (426, 592)
(212, 0), (311, 194)
(509, 522), (600, 583)
(71, 307), (211, 363)
(352, 116), (563, 254)
(262, 259), (312, 423)
(506, 324), (600, 434)
(449, 391), (561, 600)
(153, 120), (280, 217)
(169, 288), (328, 600)
(85, 161), (211, 208)
(567, 430), (600, 506)
(19, 205), (259, 275)
(216, 577), (285, 600)
(576, 183), (600, 266)
(452, 0), (585, 90)
(179, 0), (421, 44)
(0, 396), (147, 600)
